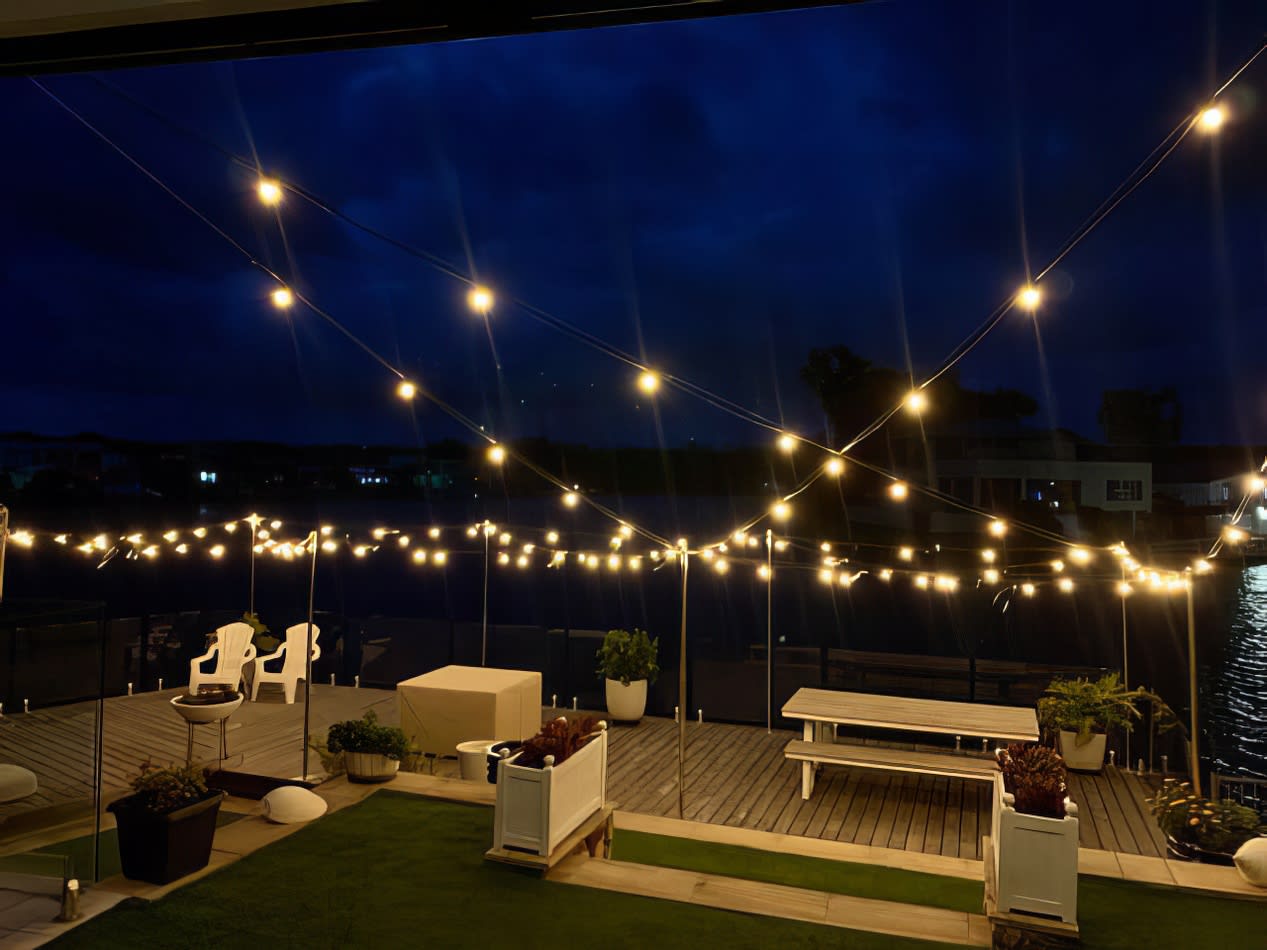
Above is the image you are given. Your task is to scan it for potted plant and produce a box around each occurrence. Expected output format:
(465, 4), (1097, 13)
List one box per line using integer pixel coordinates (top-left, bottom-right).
(1037, 673), (1147, 772)
(991, 744), (1079, 924)
(326, 710), (411, 783)
(1148, 779), (1264, 864)
(493, 716), (608, 856)
(596, 628), (659, 722)
(107, 761), (225, 885)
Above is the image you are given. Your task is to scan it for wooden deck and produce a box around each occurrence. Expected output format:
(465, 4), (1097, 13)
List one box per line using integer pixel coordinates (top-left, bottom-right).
(603, 717), (1169, 861)
(0, 686), (396, 833)
(4, 695), (1167, 863)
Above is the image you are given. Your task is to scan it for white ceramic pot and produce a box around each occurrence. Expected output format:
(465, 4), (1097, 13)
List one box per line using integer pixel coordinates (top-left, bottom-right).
(344, 752), (400, 784)
(1058, 730), (1107, 772)
(605, 678), (648, 722)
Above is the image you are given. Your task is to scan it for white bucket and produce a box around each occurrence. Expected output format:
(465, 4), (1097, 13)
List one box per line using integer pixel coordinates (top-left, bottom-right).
(457, 740), (496, 780)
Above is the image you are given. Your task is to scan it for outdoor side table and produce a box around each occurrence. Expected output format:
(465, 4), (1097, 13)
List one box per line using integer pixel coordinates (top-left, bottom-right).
(170, 693), (243, 767)
(398, 666), (542, 758)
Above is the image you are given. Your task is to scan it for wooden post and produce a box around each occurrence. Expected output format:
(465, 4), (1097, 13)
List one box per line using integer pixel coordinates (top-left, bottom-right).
(1186, 581), (1200, 796)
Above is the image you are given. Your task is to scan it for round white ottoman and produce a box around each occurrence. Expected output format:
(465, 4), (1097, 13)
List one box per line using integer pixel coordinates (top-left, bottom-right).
(261, 786), (327, 824)
(0, 764), (38, 803)
(1233, 836), (1267, 888)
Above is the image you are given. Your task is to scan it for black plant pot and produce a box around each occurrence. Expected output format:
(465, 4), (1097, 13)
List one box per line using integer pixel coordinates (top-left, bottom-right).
(108, 791), (225, 884)
(1164, 833), (1237, 866)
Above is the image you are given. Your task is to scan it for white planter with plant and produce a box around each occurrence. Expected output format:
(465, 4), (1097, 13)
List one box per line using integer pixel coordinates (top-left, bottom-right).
(325, 711), (412, 784)
(1037, 673), (1164, 773)
(596, 629), (659, 723)
(992, 744), (1079, 924)
(494, 717), (607, 856)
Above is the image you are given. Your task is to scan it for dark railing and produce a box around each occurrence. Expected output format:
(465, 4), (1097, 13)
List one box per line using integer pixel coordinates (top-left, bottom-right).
(1212, 773), (1267, 819)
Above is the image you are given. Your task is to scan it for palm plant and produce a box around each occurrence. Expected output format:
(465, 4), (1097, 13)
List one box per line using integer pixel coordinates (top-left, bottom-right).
(1037, 673), (1144, 747)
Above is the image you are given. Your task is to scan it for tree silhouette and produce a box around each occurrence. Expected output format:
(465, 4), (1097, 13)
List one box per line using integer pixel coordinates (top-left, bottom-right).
(1097, 388), (1182, 444)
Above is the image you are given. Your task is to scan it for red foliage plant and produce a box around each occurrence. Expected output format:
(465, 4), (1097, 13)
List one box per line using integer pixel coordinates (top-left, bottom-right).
(997, 743), (1069, 819)
(512, 716), (603, 769)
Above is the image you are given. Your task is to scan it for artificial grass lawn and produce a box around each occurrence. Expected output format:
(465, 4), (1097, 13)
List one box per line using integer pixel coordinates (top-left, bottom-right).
(613, 830), (1266, 950)
(46, 792), (958, 950)
(614, 831), (983, 913)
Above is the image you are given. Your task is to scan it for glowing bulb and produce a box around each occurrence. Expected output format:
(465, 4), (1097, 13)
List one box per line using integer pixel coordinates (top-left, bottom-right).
(770, 501), (791, 521)
(270, 520), (282, 530)
(618, 524), (633, 539)
(1197, 104), (1225, 132)
(934, 575), (958, 592)
(905, 390), (927, 413)
(562, 492), (579, 508)
(257, 178), (282, 204)
(983, 568), (1000, 585)
(628, 557), (641, 571)
(700, 549), (715, 562)
(818, 568), (834, 584)
(712, 559), (729, 575)
(757, 564), (771, 581)
(497, 552), (510, 566)
(486, 444), (506, 465)
(76, 542), (93, 554)
(466, 526), (478, 539)
(433, 551), (448, 566)
(397, 535), (411, 548)
(396, 380), (417, 400)
(483, 523), (497, 537)
(162, 530), (178, 543)
(1058, 577), (1074, 594)
(748, 536), (760, 548)
(824, 457), (844, 476)
(610, 536), (622, 549)
(897, 546), (914, 562)
(732, 530), (748, 544)
(428, 527), (441, 540)
(1193, 559), (1212, 575)
(517, 555), (529, 569)
(1224, 526), (1247, 544)
(1117, 580), (1132, 596)
(321, 525), (334, 536)
(546, 531), (560, 545)
(209, 544), (225, 559)
(467, 285), (494, 313)
(499, 532), (512, 546)
(224, 522), (238, 534)
(270, 287), (294, 309)
(637, 371), (660, 394)
(773, 540), (788, 552)
(125, 533), (143, 545)
(522, 543), (535, 554)
(608, 554), (622, 571)
(981, 548), (997, 564)
(1248, 475), (1266, 493)
(1051, 560), (1065, 573)
(1068, 547), (1091, 565)
(878, 569), (892, 581)
(353, 545), (368, 558)
(192, 527), (207, 539)
(1020, 583), (1036, 597)
(888, 482), (908, 501)
(777, 433), (797, 453)
(838, 573), (853, 588)
(92, 534), (108, 550)
(321, 540), (337, 553)
(257, 529), (271, 541)
(142, 545), (161, 559)
(988, 520), (1007, 538)
(586, 555), (599, 570)
(820, 542), (831, 553)
(914, 575), (930, 590)
(1016, 285), (1042, 311)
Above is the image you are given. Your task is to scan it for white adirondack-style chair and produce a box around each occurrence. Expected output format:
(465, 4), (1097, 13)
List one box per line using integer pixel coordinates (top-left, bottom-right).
(250, 623), (321, 704)
(189, 622), (257, 696)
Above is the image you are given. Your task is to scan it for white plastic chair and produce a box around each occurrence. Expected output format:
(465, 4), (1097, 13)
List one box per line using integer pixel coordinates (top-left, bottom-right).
(188, 622), (257, 696)
(250, 623), (321, 704)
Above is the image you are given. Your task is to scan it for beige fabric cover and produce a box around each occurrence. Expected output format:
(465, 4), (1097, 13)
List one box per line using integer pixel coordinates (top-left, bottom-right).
(398, 665), (542, 757)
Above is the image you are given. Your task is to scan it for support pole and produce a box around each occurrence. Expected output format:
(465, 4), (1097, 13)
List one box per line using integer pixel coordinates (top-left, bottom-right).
(301, 531), (318, 781)
(1186, 581), (1201, 796)
(481, 523), (490, 666)
(1121, 563), (1130, 769)
(0, 504), (8, 603)
(248, 516), (257, 616)
(677, 551), (690, 820)
(765, 529), (773, 733)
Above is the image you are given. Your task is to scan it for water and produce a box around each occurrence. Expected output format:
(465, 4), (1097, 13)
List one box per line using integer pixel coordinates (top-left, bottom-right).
(1206, 564), (1267, 778)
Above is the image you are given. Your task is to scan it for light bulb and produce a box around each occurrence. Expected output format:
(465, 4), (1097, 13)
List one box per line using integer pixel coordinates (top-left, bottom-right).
(1068, 547), (1091, 565)
(517, 555), (529, 569)
(757, 564), (771, 581)
(1193, 559), (1212, 575)
(820, 542), (831, 553)
(487, 444), (506, 465)
(433, 551), (448, 565)
(988, 520), (1007, 538)
(396, 380), (416, 400)
(619, 525), (633, 539)
(824, 457), (844, 476)
(545, 531), (560, 545)
(777, 433), (797, 453)
(770, 501), (791, 521)
(637, 371), (659, 394)
(981, 548), (997, 564)
(914, 575), (930, 590)
(225, 522), (239, 534)
(878, 568), (892, 581)
(888, 482), (908, 501)
(270, 287), (293, 309)
(562, 492), (579, 508)
(773, 539), (788, 552)
(1198, 104), (1225, 132)
(1117, 580), (1132, 596)
(498, 532), (511, 545)
(1248, 475), (1266, 493)
(1016, 285), (1041, 311)
(412, 549), (428, 563)
(321, 540), (337, 553)
(497, 552), (510, 566)
(257, 179), (282, 205)
(467, 285), (494, 313)
(983, 568), (1000, 585)
(1020, 582), (1036, 597)
(905, 390), (927, 413)
(209, 544), (225, 559)
(162, 530), (178, 542)
(1058, 577), (1074, 594)
(898, 546), (914, 561)
(428, 527), (441, 540)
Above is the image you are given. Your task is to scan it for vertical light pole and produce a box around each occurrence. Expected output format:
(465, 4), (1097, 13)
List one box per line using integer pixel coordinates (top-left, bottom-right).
(677, 549), (690, 820)
(1120, 562), (1130, 769)
(301, 531), (318, 781)
(1186, 579), (1201, 796)
(246, 513), (262, 616)
(765, 529), (774, 733)
(0, 505), (8, 603)
(481, 521), (492, 666)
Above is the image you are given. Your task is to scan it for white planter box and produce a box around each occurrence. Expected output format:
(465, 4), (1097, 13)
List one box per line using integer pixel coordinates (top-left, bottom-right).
(494, 723), (607, 856)
(992, 774), (1079, 924)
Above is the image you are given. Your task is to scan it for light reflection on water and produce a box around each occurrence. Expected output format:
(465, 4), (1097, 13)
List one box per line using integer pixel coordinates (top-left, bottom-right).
(1208, 564), (1267, 778)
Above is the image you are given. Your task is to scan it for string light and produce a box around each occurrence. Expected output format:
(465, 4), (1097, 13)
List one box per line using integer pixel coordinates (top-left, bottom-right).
(824, 457), (845, 476)
(585, 554), (599, 570)
(1058, 577), (1075, 594)
(467, 285), (494, 314)
(321, 540), (337, 553)
(9, 530), (34, 548)
(888, 482), (908, 501)
(818, 568), (833, 584)
(1193, 559), (1213, 575)
(257, 178), (282, 205)
(428, 527), (441, 540)
(466, 526), (478, 539)
(981, 548), (997, 564)
(497, 552), (511, 566)
(914, 575), (930, 590)
(498, 532), (512, 545)
(732, 530), (748, 545)
(397, 535), (411, 548)
(983, 568), (1000, 585)
(838, 572), (853, 588)
(1016, 285), (1042, 311)
(878, 569), (892, 581)
(396, 380), (416, 400)
(820, 542), (831, 553)
(934, 575), (958, 593)
(904, 390), (927, 413)
(757, 564), (771, 581)
(773, 540), (789, 553)
(1117, 580), (1132, 597)
(522, 543), (535, 554)
(546, 530), (560, 545)
(1247, 475), (1266, 493)
(482, 523), (497, 537)
(637, 371), (660, 394)
(270, 287), (294, 309)
(1068, 548), (1091, 566)
(1224, 526), (1247, 544)
(487, 444), (506, 465)
(433, 551), (448, 565)
(770, 501), (791, 521)
(619, 525), (633, 539)
(897, 546), (914, 561)
(1197, 104), (1225, 132)
(209, 544), (225, 559)
(270, 520), (282, 530)
(517, 555), (530, 569)
(225, 522), (239, 534)
(777, 433), (797, 453)
(1051, 559), (1065, 573)
(988, 520), (1007, 538)
(562, 492), (579, 508)
(1020, 583), (1036, 597)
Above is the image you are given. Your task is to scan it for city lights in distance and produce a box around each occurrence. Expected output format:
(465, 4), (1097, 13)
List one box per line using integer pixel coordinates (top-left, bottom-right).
(905, 390), (927, 413)
(396, 380), (416, 400)
(487, 444), (506, 465)
(637, 371), (659, 394)
(888, 481), (908, 501)
(824, 457), (844, 476)
(1197, 104), (1225, 132)
(257, 179), (282, 205)
(270, 287), (294, 309)
(467, 285), (494, 313)
(1016, 285), (1042, 311)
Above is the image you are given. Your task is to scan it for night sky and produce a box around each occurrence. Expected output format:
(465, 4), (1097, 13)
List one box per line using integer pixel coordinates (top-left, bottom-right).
(3, 0), (1266, 451)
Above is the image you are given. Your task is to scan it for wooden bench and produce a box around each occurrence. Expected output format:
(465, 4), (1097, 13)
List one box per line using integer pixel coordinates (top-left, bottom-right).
(784, 740), (998, 799)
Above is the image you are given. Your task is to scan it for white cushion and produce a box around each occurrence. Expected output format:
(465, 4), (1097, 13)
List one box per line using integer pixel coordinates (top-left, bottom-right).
(1233, 836), (1267, 887)
(0, 764), (38, 803)
(261, 786), (327, 824)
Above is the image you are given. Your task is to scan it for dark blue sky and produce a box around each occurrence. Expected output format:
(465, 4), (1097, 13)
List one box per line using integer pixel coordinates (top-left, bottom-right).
(3, 0), (1266, 449)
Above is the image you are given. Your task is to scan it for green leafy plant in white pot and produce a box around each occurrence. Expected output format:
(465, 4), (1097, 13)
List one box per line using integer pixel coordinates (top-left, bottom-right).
(596, 629), (659, 723)
(1037, 673), (1157, 772)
